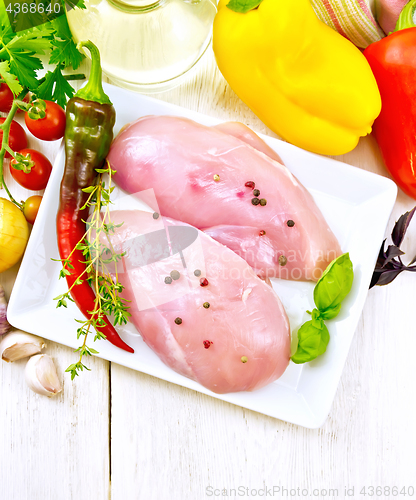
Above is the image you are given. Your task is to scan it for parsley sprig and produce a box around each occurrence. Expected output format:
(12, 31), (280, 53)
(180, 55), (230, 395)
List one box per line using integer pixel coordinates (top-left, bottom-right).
(0, 10), (86, 107)
(53, 162), (131, 379)
(0, 12), (85, 209)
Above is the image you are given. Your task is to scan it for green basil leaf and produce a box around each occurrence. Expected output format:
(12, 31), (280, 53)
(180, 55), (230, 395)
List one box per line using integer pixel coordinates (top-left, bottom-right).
(310, 308), (324, 329)
(226, 0), (263, 14)
(313, 253), (353, 320)
(291, 320), (330, 364)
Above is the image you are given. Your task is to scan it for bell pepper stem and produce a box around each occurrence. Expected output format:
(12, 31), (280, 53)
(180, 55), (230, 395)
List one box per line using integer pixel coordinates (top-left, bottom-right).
(75, 41), (112, 106)
(394, 0), (416, 31)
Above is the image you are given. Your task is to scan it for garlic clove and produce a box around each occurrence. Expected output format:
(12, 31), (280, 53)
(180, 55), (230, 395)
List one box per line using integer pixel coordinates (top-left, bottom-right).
(0, 330), (46, 362)
(25, 354), (62, 397)
(0, 284), (11, 336)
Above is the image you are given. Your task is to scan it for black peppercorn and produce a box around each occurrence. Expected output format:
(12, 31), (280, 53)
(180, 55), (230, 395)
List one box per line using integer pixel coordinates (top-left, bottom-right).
(287, 220), (295, 227)
(170, 270), (180, 280)
(279, 255), (287, 266)
(253, 189), (260, 197)
(153, 212), (160, 219)
(164, 276), (172, 284)
(174, 317), (182, 325)
(251, 198), (260, 206)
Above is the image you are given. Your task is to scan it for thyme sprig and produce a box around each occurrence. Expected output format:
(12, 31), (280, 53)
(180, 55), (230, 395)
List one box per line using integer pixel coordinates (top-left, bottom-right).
(53, 161), (131, 379)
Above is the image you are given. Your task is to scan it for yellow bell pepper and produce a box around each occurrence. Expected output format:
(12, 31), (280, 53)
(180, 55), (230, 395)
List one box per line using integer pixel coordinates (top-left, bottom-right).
(213, 0), (382, 155)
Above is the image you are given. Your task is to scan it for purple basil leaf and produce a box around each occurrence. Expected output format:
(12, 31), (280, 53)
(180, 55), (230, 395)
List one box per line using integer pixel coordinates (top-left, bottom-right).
(373, 269), (404, 286)
(382, 245), (405, 267)
(369, 270), (384, 289)
(391, 206), (416, 247)
(375, 239), (388, 267)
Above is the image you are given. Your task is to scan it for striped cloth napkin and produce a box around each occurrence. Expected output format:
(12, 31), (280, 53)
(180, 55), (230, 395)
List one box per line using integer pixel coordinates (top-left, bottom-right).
(311, 0), (405, 48)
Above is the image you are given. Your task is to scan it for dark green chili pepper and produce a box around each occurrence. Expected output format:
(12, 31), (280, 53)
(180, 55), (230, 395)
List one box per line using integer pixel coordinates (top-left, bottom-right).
(56, 40), (133, 354)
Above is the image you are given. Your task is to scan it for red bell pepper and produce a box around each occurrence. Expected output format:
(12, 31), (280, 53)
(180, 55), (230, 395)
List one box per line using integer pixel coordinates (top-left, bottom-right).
(364, 0), (416, 200)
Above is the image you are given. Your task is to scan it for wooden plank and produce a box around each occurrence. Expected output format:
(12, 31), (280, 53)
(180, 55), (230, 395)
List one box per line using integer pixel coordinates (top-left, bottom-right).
(0, 340), (110, 500)
(110, 48), (416, 499)
(1, 59), (110, 499)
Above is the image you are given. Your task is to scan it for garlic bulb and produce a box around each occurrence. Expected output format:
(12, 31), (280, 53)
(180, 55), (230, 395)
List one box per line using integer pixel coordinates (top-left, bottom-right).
(0, 330), (46, 362)
(25, 354), (62, 397)
(0, 284), (11, 336)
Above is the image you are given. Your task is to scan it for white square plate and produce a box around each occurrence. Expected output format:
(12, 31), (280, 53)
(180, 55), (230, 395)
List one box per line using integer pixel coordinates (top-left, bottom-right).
(7, 84), (397, 428)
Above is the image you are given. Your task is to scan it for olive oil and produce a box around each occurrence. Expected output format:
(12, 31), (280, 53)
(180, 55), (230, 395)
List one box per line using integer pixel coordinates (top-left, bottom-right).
(66, 0), (216, 92)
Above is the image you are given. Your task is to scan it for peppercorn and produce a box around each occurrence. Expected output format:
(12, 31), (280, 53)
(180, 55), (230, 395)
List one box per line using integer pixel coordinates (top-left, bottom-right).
(153, 212), (160, 219)
(170, 270), (180, 280)
(279, 255), (287, 266)
(203, 340), (213, 349)
(241, 356), (248, 363)
(287, 220), (295, 227)
(203, 302), (210, 309)
(259, 230), (266, 236)
(251, 198), (260, 206)
(213, 174), (220, 182)
(245, 181), (255, 189)
(253, 189), (260, 197)
(200, 278), (209, 287)
(174, 317), (182, 325)
(260, 199), (267, 206)
(194, 269), (201, 277)
(164, 276), (173, 284)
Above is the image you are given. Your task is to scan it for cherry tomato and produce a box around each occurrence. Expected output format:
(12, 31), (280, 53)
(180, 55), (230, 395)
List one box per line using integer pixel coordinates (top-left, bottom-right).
(23, 195), (42, 225)
(0, 83), (14, 112)
(25, 100), (66, 141)
(0, 82), (29, 113)
(10, 149), (53, 191)
(0, 118), (28, 158)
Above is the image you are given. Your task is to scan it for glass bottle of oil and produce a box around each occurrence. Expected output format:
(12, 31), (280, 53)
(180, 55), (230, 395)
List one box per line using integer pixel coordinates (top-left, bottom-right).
(66, 0), (217, 93)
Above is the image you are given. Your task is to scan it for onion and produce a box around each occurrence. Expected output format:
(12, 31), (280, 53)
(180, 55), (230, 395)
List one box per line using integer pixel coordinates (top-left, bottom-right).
(0, 197), (29, 273)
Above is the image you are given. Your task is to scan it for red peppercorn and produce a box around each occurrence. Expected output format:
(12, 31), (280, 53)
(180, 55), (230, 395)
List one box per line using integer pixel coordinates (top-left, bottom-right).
(203, 340), (213, 349)
(259, 230), (266, 236)
(200, 277), (209, 287)
(245, 181), (255, 189)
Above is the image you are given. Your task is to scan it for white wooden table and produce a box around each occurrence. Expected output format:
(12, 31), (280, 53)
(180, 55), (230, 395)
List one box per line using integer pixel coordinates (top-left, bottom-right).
(1, 48), (416, 500)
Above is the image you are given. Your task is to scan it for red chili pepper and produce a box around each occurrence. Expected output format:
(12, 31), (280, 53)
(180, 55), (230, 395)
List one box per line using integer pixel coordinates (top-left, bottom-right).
(56, 41), (133, 353)
(363, 0), (416, 200)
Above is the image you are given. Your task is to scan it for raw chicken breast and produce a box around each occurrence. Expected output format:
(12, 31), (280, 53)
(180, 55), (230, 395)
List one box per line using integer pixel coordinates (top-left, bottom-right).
(108, 116), (341, 281)
(101, 210), (291, 394)
(213, 121), (284, 163)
